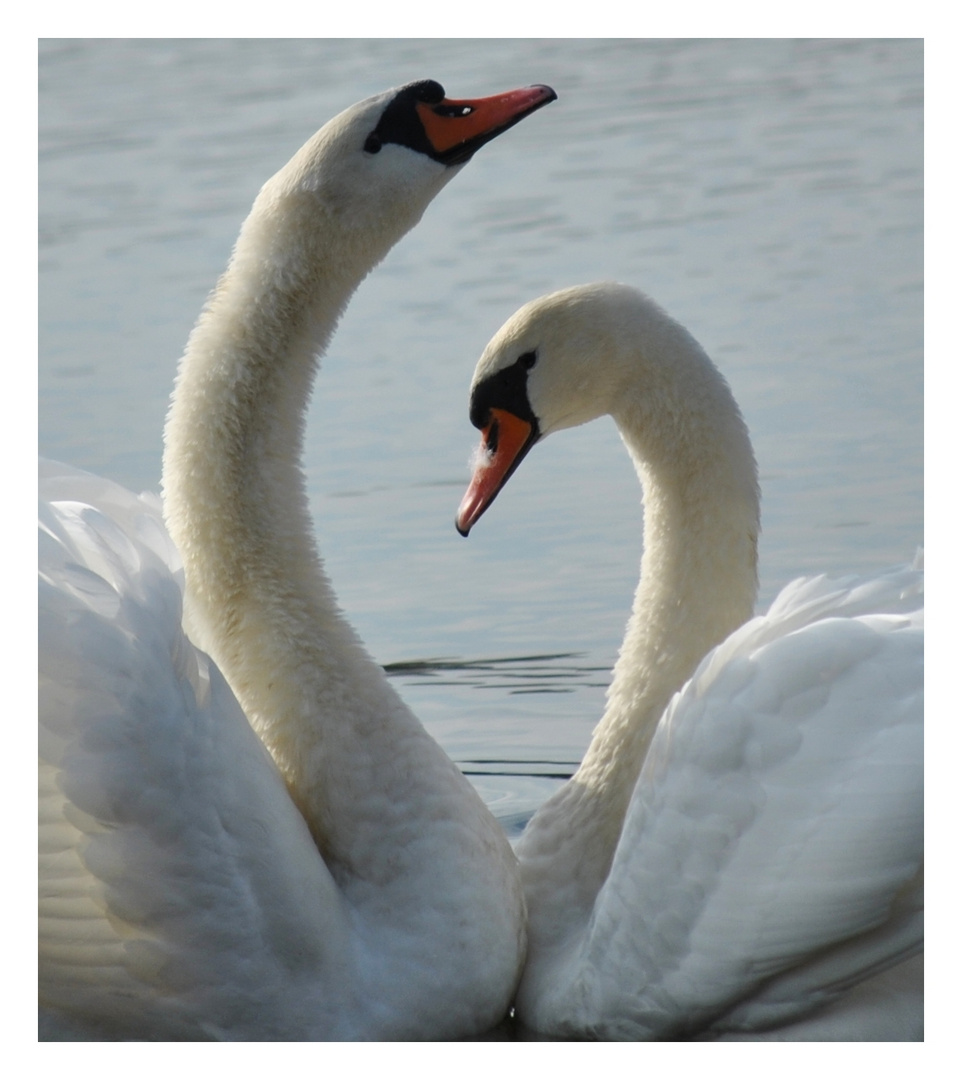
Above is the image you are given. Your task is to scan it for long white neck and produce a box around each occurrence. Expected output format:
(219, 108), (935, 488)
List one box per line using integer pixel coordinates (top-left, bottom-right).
(161, 170), (494, 893)
(517, 296), (760, 951)
(158, 105), (531, 1035)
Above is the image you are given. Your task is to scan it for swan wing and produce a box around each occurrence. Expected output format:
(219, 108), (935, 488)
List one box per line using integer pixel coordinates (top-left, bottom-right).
(39, 462), (349, 1040)
(576, 567), (923, 1039)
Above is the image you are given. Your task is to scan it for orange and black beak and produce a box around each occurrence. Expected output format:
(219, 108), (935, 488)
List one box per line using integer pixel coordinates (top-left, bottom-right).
(418, 84), (557, 165)
(371, 80), (556, 166)
(456, 408), (540, 536)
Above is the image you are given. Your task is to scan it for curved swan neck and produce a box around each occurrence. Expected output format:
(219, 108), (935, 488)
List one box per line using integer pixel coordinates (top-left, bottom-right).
(165, 189), (380, 534)
(581, 410), (759, 799)
(517, 286), (760, 932)
(603, 346), (760, 753)
(161, 152), (461, 881)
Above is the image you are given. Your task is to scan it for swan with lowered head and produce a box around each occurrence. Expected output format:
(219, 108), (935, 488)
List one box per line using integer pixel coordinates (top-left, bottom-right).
(39, 79), (556, 1040)
(457, 282), (923, 1040)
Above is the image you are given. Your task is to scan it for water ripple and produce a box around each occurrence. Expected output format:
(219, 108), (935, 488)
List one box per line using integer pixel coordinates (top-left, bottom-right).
(384, 652), (610, 697)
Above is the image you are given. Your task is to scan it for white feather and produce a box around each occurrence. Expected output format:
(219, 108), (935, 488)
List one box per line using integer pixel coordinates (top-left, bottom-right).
(37, 81), (556, 1041)
(462, 283), (922, 1040)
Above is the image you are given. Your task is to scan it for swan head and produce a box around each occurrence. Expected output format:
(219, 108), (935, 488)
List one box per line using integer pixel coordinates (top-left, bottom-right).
(456, 283), (645, 534)
(245, 80), (557, 265)
(456, 282), (743, 536)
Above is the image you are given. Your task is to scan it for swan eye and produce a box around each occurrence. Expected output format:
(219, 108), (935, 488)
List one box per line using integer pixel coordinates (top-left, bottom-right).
(434, 104), (474, 117)
(486, 417), (501, 454)
(363, 134), (382, 154)
(520, 351), (537, 370)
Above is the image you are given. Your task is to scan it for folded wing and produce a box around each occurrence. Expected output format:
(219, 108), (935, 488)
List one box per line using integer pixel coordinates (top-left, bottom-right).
(39, 462), (348, 1040)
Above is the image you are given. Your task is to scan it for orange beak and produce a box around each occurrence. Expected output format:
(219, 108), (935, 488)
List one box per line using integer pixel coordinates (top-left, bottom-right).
(456, 409), (536, 536)
(418, 85), (556, 164)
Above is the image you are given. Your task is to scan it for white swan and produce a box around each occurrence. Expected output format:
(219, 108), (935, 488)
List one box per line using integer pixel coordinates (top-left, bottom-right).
(38, 79), (556, 1041)
(456, 282), (923, 1041)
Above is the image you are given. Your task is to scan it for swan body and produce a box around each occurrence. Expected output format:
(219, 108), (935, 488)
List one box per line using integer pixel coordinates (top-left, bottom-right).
(39, 80), (556, 1041)
(457, 282), (923, 1040)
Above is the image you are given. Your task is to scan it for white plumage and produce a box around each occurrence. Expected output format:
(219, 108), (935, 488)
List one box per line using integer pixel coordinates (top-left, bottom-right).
(38, 80), (557, 1041)
(457, 283), (923, 1040)
(40, 465), (351, 1040)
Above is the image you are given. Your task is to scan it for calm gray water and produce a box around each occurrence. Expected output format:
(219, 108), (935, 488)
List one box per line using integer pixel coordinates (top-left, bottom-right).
(39, 39), (922, 825)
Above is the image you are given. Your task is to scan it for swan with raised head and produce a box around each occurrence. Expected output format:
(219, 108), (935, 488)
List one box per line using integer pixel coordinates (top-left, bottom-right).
(456, 282), (923, 1040)
(39, 79), (556, 1041)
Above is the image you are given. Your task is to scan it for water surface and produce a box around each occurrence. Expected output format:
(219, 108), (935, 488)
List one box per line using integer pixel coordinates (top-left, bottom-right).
(39, 39), (923, 824)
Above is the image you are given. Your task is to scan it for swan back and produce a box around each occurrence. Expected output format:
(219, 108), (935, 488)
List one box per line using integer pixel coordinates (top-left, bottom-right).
(517, 566), (922, 1039)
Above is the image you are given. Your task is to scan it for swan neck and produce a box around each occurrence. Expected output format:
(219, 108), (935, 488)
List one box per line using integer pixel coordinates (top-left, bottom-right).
(519, 312), (760, 950)
(160, 185), (443, 874)
(587, 372), (759, 789)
